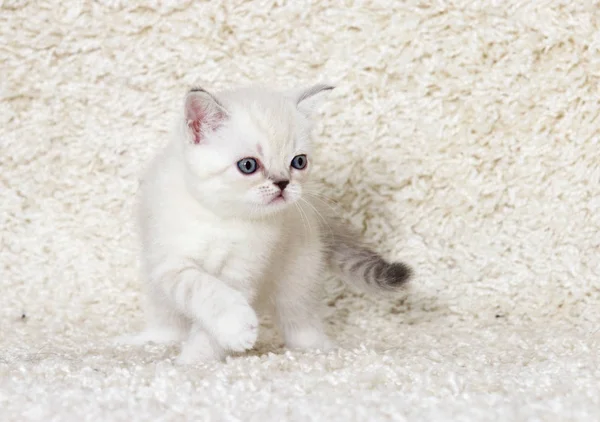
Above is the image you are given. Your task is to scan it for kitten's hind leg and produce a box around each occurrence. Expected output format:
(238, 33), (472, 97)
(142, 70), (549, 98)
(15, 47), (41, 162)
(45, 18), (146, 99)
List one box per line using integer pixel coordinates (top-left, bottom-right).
(176, 323), (224, 365)
(274, 249), (333, 352)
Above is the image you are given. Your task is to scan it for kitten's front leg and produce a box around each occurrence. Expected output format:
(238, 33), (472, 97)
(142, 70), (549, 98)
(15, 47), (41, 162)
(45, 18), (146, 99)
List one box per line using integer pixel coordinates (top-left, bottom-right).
(176, 323), (224, 364)
(274, 258), (333, 352)
(155, 264), (258, 358)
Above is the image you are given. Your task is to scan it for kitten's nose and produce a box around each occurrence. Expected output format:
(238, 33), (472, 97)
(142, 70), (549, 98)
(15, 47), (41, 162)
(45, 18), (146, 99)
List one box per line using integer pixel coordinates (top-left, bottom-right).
(274, 180), (289, 191)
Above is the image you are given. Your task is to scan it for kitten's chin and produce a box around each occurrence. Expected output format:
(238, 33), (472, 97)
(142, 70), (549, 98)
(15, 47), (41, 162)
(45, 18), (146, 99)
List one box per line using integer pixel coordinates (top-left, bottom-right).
(260, 201), (292, 216)
(248, 195), (297, 218)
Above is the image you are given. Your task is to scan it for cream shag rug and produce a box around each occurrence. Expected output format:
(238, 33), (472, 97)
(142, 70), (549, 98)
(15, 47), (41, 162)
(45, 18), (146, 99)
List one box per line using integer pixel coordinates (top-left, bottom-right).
(1, 1), (599, 421)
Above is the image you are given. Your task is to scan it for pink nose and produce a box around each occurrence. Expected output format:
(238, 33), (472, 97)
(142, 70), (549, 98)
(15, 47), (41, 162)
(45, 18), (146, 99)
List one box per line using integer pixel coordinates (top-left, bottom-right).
(274, 180), (289, 191)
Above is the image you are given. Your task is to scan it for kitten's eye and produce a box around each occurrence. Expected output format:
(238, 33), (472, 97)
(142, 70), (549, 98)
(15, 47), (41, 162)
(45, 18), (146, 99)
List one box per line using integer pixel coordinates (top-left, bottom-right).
(291, 154), (307, 170)
(237, 157), (259, 174)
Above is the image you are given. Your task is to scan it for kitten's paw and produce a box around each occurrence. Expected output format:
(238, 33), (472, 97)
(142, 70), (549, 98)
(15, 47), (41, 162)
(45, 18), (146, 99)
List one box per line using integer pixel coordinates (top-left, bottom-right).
(285, 327), (334, 352)
(174, 352), (206, 366)
(175, 326), (224, 365)
(211, 298), (259, 352)
(175, 343), (222, 365)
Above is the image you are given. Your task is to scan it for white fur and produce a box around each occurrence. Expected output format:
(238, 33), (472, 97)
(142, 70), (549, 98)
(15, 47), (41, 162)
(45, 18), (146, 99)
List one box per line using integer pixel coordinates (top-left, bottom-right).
(123, 85), (334, 363)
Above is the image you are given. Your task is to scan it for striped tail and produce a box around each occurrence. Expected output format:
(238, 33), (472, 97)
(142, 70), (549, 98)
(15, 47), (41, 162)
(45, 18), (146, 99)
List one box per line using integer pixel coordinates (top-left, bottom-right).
(323, 217), (412, 292)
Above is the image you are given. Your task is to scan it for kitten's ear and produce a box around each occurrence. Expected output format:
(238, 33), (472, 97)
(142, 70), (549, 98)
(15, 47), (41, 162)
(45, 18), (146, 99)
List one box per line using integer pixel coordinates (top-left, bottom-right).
(184, 88), (228, 144)
(292, 83), (334, 117)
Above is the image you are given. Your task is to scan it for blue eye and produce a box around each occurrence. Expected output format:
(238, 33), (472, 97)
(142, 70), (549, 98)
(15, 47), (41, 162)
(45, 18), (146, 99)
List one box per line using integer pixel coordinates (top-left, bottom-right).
(291, 154), (307, 170)
(237, 157), (258, 174)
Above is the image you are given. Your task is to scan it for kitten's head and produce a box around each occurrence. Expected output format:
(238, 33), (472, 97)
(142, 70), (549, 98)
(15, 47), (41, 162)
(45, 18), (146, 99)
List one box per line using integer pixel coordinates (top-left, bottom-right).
(178, 84), (333, 218)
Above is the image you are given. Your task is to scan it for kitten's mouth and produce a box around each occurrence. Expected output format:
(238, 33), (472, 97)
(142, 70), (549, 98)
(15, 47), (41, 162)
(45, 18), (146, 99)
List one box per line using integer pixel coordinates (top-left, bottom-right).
(269, 193), (285, 204)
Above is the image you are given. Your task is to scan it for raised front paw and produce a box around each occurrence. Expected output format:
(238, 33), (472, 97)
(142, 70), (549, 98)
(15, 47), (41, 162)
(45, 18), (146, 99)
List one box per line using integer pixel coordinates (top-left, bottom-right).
(211, 295), (259, 352)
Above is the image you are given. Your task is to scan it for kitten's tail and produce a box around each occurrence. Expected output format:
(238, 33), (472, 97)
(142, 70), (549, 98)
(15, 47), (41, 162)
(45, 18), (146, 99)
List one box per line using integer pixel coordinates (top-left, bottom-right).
(323, 217), (412, 293)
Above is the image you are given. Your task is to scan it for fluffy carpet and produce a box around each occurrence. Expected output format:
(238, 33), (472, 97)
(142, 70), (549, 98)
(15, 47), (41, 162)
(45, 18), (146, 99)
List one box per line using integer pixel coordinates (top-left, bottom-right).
(1, 1), (599, 420)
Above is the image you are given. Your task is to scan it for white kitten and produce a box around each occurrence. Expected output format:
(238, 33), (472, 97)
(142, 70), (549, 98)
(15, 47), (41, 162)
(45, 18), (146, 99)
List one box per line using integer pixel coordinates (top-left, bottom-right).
(123, 84), (411, 364)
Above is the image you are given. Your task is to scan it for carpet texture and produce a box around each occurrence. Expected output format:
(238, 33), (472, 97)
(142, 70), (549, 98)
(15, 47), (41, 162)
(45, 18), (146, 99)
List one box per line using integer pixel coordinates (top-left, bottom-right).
(1, 1), (599, 420)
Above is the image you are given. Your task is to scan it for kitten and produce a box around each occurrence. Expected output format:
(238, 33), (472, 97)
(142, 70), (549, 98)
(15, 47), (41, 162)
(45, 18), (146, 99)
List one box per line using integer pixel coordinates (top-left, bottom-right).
(124, 84), (412, 364)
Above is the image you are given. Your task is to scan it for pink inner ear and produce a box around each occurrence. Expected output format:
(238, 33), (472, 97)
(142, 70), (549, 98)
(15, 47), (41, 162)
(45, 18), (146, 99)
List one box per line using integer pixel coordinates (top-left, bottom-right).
(186, 99), (206, 144)
(190, 120), (202, 144)
(185, 96), (224, 144)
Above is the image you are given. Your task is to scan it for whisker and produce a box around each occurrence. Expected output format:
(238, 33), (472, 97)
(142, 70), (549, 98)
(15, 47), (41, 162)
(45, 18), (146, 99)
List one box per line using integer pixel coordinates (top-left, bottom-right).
(302, 184), (342, 207)
(296, 201), (312, 239)
(303, 191), (343, 216)
(299, 197), (334, 242)
(294, 202), (309, 241)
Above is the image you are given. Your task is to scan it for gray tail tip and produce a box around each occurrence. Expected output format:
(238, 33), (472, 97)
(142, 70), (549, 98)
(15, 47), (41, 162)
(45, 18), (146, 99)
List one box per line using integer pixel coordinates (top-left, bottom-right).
(382, 262), (412, 289)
